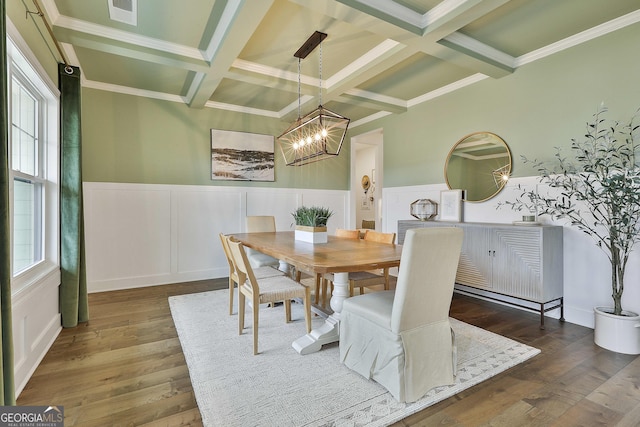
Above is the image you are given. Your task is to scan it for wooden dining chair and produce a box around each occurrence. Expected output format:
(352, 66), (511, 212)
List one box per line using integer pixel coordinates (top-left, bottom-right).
(227, 236), (312, 355)
(324, 229), (397, 298)
(244, 216), (280, 268)
(362, 219), (375, 230)
(219, 233), (284, 315)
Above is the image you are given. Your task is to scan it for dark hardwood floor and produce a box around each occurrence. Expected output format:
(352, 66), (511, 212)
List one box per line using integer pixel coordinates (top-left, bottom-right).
(17, 279), (640, 426)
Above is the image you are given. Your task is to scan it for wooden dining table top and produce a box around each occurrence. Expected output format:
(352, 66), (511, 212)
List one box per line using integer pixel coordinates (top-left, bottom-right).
(231, 231), (403, 274)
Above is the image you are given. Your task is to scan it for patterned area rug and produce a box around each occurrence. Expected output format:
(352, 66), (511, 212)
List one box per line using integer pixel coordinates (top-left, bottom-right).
(169, 290), (540, 427)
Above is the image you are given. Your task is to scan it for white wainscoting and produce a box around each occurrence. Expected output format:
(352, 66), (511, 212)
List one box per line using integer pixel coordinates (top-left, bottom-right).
(382, 177), (640, 329)
(12, 268), (61, 396)
(83, 182), (350, 293)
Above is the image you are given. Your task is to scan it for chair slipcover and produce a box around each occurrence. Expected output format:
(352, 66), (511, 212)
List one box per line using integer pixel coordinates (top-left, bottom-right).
(339, 227), (463, 402)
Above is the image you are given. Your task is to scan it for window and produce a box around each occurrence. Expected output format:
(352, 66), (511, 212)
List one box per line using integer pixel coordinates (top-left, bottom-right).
(7, 34), (60, 290)
(11, 77), (43, 273)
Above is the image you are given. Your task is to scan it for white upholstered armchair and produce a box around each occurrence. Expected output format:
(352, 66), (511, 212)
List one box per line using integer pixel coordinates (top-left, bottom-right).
(339, 227), (463, 403)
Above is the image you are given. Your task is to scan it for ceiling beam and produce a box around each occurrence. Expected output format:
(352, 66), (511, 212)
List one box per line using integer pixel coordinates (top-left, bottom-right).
(186, 0), (275, 108)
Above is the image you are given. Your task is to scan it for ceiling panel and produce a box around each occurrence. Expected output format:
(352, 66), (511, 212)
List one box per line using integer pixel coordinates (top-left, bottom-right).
(211, 79), (297, 112)
(358, 53), (473, 100)
(76, 47), (189, 95)
(239, 0), (386, 77)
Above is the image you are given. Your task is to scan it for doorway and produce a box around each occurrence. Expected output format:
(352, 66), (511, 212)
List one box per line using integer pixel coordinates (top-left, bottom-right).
(350, 129), (383, 231)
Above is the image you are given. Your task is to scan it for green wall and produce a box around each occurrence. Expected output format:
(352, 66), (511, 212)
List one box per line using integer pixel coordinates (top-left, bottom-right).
(354, 21), (640, 188)
(81, 89), (351, 189)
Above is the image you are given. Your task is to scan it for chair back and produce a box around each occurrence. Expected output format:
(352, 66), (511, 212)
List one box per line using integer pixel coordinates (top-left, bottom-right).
(246, 216), (276, 233)
(227, 237), (259, 294)
(219, 233), (238, 280)
(391, 227), (463, 333)
(362, 219), (375, 230)
(335, 228), (360, 239)
(364, 229), (396, 244)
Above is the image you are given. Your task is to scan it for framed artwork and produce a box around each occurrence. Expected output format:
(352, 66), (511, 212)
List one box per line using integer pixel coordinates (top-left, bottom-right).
(211, 129), (275, 181)
(440, 189), (463, 222)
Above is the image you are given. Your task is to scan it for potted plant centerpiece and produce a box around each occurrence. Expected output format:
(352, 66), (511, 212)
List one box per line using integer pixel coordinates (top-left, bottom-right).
(292, 206), (333, 244)
(503, 105), (640, 354)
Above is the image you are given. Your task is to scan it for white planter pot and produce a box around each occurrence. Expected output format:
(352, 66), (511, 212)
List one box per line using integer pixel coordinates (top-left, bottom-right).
(594, 307), (640, 355)
(294, 226), (327, 244)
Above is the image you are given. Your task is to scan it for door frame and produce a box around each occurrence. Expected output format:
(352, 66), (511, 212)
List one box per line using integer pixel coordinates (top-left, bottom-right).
(350, 128), (383, 230)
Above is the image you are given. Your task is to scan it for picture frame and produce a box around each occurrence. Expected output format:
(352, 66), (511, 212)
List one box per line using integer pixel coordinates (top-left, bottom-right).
(211, 129), (275, 181)
(439, 189), (463, 222)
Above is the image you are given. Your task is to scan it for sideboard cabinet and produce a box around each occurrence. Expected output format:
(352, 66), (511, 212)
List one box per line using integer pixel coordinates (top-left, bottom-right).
(398, 220), (564, 328)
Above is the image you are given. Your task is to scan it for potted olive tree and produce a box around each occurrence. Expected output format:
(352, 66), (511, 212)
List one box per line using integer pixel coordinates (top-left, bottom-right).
(292, 206), (333, 243)
(503, 105), (640, 354)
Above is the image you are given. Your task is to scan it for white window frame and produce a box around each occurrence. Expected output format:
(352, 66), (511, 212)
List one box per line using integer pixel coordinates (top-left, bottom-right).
(7, 30), (60, 294)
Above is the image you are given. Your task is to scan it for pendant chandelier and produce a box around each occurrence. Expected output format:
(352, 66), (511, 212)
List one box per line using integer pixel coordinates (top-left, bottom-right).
(278, 31), (350, 166)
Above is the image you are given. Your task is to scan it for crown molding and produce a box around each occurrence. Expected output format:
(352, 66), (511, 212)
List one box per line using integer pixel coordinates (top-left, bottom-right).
(350, 111), (392, 128)
(53, 15), (205, 61)
(408, 73), (488, 107)
(516, 9), (640, 67)
(82, 79), (186, 104)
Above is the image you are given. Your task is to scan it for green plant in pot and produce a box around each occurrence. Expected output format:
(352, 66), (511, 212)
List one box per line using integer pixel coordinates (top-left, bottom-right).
(292, 206), (333, 243)
(503, 105), (640, 354)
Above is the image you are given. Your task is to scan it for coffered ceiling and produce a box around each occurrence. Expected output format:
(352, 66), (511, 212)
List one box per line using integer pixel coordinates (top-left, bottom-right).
(36, 0), (640, 128)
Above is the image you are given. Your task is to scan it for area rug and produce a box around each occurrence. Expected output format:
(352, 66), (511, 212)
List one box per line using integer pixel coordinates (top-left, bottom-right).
(169, 290), (540, 427)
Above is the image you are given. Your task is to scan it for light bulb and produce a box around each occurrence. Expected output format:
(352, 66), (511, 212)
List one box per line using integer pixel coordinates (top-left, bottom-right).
(293, 142), (299, 150)
(321, 128), (328, 137)
(306, 136), (312, 144)
(314, 132), (321, 141)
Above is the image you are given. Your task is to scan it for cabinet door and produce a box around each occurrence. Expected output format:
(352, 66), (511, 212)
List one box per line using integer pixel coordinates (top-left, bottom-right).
(491, 227), (542, 299)
(456, 225), (492, 289)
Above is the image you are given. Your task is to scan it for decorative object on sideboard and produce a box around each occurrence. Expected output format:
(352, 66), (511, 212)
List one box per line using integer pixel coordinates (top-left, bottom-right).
(410, 199), (438, 221)
(444, 132), (512, 202)
(439, 189), (463, 222)
(277, 31), (350, 166)
(292, 206), (333, 244)
(500, 104), (640, 354)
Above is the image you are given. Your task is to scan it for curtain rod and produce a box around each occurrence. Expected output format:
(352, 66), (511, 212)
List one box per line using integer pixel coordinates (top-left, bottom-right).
(27, 0), (73, 73)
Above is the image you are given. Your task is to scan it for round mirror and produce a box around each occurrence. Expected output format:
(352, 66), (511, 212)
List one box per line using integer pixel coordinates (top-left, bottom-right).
(444, 132), (512, 203)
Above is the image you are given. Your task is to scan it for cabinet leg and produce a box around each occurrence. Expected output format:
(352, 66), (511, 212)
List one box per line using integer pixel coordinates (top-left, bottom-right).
(539, 304), (545, 330)
(560, 297), (565, 323)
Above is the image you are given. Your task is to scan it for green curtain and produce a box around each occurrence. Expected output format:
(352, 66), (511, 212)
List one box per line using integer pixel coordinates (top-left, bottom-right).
(59, 64), (88, 328)
(0, 0), (16, 405)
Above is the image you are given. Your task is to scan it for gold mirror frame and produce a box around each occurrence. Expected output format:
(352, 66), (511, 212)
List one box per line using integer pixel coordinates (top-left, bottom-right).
(444, 132), (512, 203)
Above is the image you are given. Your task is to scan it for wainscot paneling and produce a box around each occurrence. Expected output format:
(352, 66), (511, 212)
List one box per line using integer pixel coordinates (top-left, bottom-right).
(83, 182), (349, 293)
(12, 268), (61, 396)
(382, 177), (640, 329)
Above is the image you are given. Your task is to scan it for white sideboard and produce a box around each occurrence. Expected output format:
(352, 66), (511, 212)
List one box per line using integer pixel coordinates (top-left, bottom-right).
(398, 220), (564, 328)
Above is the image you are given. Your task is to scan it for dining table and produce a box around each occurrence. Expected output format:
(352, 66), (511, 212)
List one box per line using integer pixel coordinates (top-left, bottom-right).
(231, 231), (403, 355)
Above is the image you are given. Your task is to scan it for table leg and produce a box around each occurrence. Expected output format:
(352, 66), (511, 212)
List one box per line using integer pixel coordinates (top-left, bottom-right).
(292, 272), (348, 355)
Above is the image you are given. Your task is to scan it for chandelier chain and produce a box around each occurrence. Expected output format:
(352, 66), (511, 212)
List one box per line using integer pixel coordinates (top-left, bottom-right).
(297, 58), (302, 119)
(319, 42), (322, 106)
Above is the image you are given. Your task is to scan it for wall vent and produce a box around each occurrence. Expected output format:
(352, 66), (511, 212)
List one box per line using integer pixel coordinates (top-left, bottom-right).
(108, 0), (137, 25)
